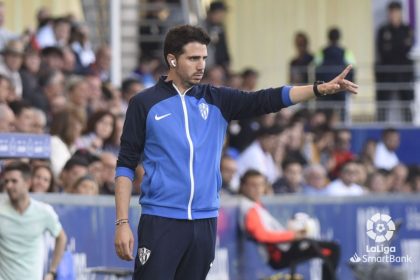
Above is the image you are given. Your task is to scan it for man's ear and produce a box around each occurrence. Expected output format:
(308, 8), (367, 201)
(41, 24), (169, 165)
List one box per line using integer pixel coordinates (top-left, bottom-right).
(167, 54), (176, 67)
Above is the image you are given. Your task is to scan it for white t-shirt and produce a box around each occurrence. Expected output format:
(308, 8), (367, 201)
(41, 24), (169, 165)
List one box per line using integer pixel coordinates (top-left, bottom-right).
(324, 179), (366, 196)
(0, 198), (62, 280)
(373, 142), (399, 171)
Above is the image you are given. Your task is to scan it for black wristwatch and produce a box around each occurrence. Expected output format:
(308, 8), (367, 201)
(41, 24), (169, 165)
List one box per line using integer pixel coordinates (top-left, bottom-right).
(313, 81), (326, 97)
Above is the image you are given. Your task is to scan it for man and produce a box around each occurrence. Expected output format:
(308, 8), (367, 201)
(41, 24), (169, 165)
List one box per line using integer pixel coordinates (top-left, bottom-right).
(373, 127), (400, 171)
(8, 100), (34, 133)
(114, 24), (357, 280)
(324, 160), (366, 196)
(238, 170), (340, 280)
(0, 103), (15, 132)
(0, 39), (24, 98)
(0, 161), (67, 280)
(376, 2), (414, 122)
(272, 158), (305, 194)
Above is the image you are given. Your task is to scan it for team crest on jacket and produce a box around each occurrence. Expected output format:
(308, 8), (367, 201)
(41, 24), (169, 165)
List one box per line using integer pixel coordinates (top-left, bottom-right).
(138, 247), (151, 265)
(199, 102), (209, 120)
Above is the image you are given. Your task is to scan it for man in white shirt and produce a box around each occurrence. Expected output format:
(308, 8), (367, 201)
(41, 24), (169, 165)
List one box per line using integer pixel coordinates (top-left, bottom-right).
(325, 161), (366, 196)
(0, 161), (67, 280)
(374, 128), (400, 171)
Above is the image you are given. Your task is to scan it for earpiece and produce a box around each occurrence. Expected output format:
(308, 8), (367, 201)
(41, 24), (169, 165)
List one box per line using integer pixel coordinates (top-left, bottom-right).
(171, 60), (176, 67)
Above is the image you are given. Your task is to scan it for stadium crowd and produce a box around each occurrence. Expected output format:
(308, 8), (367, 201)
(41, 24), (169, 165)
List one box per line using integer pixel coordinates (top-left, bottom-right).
(0, 2), (419, 199)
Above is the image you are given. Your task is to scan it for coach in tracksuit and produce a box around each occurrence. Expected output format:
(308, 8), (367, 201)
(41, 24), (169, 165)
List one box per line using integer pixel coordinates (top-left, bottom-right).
(114, 24), (358, 280)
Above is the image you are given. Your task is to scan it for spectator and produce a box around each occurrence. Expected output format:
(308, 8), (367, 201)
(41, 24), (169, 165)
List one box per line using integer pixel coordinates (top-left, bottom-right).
(0, 161), (67, 279)
(120, 78), (143, 113)
(237, 126), (282, 184)
(376, 1), (414, 122)
(76, 110), (116, 154)
(220, 154), (238, 194)
(324, 161), (366, 196)
(65, 75), (89, 110)
(203, 65), (226, 87)
(0, 73), (10, 103)
(359, 138), (377, 175)
(388, 163), (409, 193)
(31, 108), (47, 134)
(272, 158), (304, 194)
(89, 44), (111, 82)
(40, 46), (64, 73)
(202, 1), (230, 70)
(329, 128), (355, 178)
(226, 72), (242, 89)
(315, 27), (355, 112)
(59, 156), (89, 193)
(240, 68), (259, 92)
(33, 69), (65, 118)
(289, 32), (314, 85)
(30, 164), (55, 193)
(61, 46), (76, 75)
(9, 100), (34, 133)
(304, 127), (334, 166)
(0, 103), (14, 132)
(0, 39), (24, 98)
(366, 170), (389, 193)
(0, 1), (18, 50)
(73, 175), (99, 195)
(70, 23), (95, 72)
(50, 108), (86, 176)
(373, 128), (400, 171)
(100, 152), (117, 195)
(131, 55), (160, 88)
(238, 169), (340, 280)
(20, 48), (41, 102)
(302, 164), (330, 195)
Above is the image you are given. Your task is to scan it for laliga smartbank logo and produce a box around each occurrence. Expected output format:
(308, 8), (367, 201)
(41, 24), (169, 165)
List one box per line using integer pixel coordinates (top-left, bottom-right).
(349, 213), (412, 264)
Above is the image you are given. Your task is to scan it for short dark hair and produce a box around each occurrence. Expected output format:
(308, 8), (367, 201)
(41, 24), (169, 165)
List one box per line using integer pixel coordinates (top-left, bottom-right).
(63, 156), (89, 171)
(388, 1), (402, 11)
(382, 127), (398, 138)
(240, 169), (265, 186)
(8, 100), (32, 117)
(121, 78), (141, 95)
(3, 161), (31, 180)
(328, 27), (341, 43)
(163, 25), (210, 68)
(281, 158), (303, 171)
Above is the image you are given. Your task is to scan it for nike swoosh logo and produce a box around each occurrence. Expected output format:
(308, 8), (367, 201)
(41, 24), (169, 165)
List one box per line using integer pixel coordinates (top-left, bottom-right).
(154, 113), (171, 121)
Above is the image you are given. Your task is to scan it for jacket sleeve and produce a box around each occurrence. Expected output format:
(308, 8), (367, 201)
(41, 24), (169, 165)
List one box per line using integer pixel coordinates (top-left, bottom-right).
(215, 86), (293, 121)
(115, 97), (146, 181)
(245, 206), (295, 244)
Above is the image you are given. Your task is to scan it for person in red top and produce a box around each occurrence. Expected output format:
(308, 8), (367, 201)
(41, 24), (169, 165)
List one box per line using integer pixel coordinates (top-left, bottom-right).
(239, 169), (340, 280)
(329, 128), (355, 178)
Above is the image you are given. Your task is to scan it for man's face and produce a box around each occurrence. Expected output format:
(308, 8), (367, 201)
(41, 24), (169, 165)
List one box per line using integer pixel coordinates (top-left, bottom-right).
(384, 132), (400, 151)
(284, 163), (303, 187)
(173, 42), (207, 87)
(15, 108), (34, 133)
(3, 170), (30, 203)
(340, 163), (358, 186)
(242, 175), (266, 201)
(4, 53), (23, 72)
(221, 157), (237, 183)
(0, 108), (15, 132)
(389, 8), (402, 27)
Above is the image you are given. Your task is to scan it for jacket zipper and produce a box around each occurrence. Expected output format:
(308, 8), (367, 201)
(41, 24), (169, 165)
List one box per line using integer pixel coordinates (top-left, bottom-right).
(173, 84), (195, 220)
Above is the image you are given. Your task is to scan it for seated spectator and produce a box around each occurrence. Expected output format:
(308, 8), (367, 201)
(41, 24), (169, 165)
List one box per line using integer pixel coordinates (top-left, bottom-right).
(20, 48), (41, 102)
(65, 75), (89, 111)
(9, 100), (34, 133)
(40, 46), (64, 73)
(366, 170), (389, 193)
(76, 110), (116, 154)
(220, 154), (238, 195)
(353, 160), (368, 187)
(388, 163), (410, 193)
(31, 108), (47, 134)
(239, 170), (340, 280)
(359, 138), (377, 175)
(100, 152), (117, 194)
(0, 103), (15, 132)
(30, 164), (55, 193)
(58, 156), (89, 193)
(374, 128), (400, 171)
(272, 158), (304, 194)
(88, 44), (111, 82)
(120, 78), (143, 114)
(0, 40), (24, 98)
(0, 74), (11, 103)
(302, 164), (330, 195)
(324, 161), (366, 196)
(329, 128), (355, 179)
(237, 126), (282, 184)
(73, 175), (99, 195)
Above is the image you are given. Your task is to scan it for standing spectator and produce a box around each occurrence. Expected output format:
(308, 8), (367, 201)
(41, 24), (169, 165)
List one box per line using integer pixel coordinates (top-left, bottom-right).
(0, 1), (18, 50)
(324, 161), (366, 196)
(315, 27), (355, 114)
(0, 39), (24, 98)
(0, 161), (67, 280)
(70, 23), (95, 72)
(202, 1), (230, 70)
(240, 68), (259, 92)
(376, 2), (414, 122)
(373, 128), (400, 171)
(289, 32), (314, 85)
